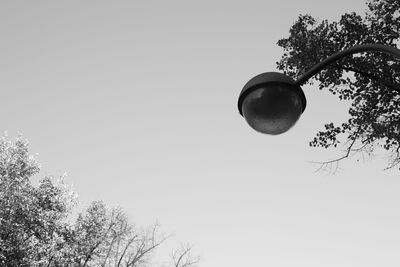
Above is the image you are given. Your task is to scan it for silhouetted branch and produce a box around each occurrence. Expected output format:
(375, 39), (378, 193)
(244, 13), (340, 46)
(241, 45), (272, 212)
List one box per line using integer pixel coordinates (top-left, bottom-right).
(172, 245), (200, 267)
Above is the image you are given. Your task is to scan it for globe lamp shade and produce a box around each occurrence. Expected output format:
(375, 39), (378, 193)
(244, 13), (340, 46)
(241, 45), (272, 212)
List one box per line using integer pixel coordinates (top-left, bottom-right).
(238, 72), (307, 135)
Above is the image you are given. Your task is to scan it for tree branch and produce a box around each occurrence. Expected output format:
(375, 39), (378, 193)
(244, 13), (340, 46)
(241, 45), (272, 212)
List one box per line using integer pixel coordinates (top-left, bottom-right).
(336, 64), (400, 94)
(310, 126), (363, 174)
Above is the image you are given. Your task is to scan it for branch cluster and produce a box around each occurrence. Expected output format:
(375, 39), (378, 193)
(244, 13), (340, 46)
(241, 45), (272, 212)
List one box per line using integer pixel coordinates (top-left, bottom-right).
(0, 136), (199, 267)
(277, 0), (400, 170)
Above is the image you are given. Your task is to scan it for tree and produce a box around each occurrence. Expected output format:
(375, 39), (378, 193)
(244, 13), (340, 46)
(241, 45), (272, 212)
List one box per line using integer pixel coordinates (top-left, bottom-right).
(0, 135), (75, 266)
(66, 202), (170, 267)
(276, 0), (400, 170)
(0, 135), (199, 267)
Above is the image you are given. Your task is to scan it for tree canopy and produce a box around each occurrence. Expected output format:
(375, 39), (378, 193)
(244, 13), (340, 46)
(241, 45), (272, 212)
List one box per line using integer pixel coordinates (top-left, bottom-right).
(277, 0), (400, 169)
(0, 135), (199, 267)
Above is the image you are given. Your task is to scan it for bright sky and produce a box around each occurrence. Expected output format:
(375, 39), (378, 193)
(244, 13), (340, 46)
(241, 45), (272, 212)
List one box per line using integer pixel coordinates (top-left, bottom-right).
(2, 1), (400, 266)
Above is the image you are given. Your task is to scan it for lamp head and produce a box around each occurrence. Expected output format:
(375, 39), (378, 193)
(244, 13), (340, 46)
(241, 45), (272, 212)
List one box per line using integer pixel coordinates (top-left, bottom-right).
(238, 72), (306, 135)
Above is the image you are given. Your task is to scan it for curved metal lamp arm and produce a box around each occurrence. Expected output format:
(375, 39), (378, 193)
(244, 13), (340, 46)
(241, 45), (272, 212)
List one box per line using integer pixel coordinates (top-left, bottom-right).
(294, 44), (400, 86)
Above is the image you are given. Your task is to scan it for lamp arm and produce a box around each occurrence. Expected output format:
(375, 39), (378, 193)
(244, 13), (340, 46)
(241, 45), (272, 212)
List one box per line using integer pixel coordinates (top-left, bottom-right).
(294, 44), (400, 86)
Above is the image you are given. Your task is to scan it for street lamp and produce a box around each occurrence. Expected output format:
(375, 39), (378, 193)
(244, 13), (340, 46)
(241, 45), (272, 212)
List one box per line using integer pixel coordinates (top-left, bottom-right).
(238, 44), (400, 135)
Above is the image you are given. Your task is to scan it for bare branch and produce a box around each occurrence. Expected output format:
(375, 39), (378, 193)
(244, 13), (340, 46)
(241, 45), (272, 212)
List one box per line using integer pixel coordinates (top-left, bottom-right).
(310, 126), (363, 174)
(172, 245), (200, 267)
(126, 223), (168, 267)
(116, 235), (137, 267)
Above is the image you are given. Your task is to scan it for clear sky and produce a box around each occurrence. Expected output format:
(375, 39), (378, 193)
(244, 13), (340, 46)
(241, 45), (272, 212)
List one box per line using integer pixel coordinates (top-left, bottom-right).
(2, 0), (400, 266)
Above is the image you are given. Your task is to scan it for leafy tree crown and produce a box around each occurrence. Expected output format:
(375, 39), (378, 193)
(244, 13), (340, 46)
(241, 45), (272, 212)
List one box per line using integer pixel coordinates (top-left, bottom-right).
(277, 0), (400, 169)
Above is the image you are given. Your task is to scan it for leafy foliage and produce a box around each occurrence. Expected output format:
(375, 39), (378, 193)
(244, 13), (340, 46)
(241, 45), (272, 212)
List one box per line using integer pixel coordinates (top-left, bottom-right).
(277, 0), (400, 169)
(0, 135), (199, 267)
(0, 135), (74, 266)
